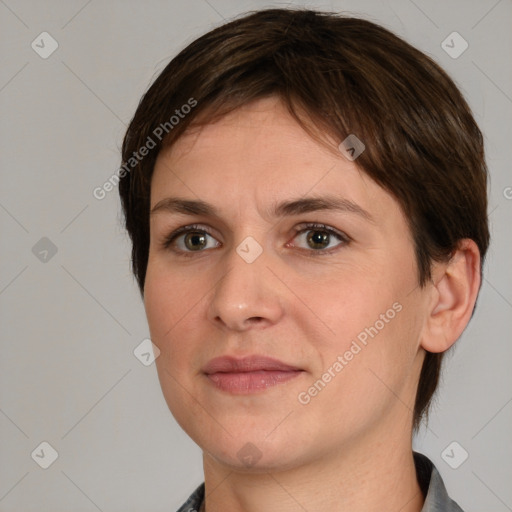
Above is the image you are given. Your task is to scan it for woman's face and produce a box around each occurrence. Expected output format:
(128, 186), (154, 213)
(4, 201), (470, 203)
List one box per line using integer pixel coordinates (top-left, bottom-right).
(145, 97), (429, 471)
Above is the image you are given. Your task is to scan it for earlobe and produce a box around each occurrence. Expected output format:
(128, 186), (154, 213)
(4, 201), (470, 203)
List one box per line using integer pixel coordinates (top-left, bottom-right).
(420, 239), (481, 354)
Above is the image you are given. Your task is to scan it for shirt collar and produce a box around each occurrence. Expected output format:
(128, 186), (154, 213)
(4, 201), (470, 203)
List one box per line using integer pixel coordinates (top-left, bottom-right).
(414, 452), (464, 511)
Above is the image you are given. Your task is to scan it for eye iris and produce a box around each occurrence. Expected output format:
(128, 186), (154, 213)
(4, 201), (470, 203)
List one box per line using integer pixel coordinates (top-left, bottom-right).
(307, 230), (329, 249)
(184, 231), (207, 250)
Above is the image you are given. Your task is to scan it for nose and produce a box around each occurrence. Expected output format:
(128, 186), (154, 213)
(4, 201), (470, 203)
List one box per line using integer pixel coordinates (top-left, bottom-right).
(207, 244), (284, 331)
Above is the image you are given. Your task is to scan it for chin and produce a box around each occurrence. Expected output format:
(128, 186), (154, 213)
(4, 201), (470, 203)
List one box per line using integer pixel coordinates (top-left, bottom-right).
(203, 440), (306, 474)
(194, 421), (311, 472)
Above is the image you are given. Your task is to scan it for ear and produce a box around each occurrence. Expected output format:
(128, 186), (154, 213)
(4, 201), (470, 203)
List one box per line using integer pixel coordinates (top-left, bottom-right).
(420, 239), (482, 353)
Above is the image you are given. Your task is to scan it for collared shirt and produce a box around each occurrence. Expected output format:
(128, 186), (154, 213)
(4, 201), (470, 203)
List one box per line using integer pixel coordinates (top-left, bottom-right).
(176, 452), (464, 511)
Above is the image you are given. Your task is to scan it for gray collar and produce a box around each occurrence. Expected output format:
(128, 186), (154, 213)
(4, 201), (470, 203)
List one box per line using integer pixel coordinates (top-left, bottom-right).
(415, 452), (464, 511)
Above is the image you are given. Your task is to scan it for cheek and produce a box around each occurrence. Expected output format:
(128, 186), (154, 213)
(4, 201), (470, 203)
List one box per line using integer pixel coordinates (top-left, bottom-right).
(144, 267), (201, 418)
(296, 267), (421, 390)
(340, 298), (423, 402)
(300, 301), (422, 437)
(144, 259), (193, 335)
(143, 264), (198, 369)
(291, 266), (399, 344)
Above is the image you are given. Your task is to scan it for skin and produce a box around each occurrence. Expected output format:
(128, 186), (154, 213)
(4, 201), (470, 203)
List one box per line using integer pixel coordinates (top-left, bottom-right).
(144, 97), (481, 512)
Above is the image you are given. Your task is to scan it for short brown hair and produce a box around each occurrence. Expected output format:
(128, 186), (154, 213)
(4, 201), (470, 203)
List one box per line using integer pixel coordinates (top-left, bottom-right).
(119, 8), (489, 429)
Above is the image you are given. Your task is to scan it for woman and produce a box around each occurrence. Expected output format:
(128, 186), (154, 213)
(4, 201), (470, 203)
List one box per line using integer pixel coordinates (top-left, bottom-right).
(118, 9), (488, 511)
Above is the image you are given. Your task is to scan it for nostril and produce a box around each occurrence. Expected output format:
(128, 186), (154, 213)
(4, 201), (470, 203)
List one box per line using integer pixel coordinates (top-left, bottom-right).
(247, 317), (265, 324)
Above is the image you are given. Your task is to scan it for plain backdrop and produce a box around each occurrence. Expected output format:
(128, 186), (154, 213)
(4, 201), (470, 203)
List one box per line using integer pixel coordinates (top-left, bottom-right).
(1, 0), (511, 510)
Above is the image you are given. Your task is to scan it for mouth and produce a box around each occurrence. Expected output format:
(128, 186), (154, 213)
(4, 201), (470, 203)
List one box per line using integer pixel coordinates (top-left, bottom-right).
(202, 355), (305, 394)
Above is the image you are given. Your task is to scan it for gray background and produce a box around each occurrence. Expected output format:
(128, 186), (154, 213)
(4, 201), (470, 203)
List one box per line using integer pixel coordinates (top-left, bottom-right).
(1, 0), (511, 510)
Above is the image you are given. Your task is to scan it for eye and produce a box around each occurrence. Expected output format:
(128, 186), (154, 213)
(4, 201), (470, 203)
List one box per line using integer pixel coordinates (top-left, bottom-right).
(162, 224), (221, 253)
(289, 223), (349, 253)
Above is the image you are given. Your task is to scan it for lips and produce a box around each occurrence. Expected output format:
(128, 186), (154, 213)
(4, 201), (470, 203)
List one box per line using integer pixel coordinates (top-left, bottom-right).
(202, 355), (304, 393)
(203, 355), (301, 374)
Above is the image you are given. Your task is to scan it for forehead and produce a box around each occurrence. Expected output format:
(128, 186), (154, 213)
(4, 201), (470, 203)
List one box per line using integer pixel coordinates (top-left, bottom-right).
(150, 97), (403, 226)
(159, 97), (336, 163)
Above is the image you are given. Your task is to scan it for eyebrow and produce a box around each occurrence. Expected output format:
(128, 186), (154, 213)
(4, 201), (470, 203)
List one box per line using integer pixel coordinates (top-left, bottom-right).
(150, 195), (374, 222)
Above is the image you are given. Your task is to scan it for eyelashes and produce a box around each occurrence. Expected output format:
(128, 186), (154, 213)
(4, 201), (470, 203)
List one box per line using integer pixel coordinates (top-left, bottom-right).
(161, 222), (350, 257)
(162, 224), (219, 253)
(287, 222), (350, 253)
